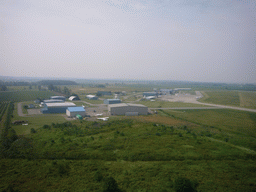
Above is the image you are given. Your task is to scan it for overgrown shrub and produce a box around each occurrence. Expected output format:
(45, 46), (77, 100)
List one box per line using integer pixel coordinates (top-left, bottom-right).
(49, 160), (70, 176)
(103, 176), (120, 192)
(43, 124), (51, 129)
(174, 177), (198, 192)
(30, 128), (36, 133)
(94, 171), (103, 182)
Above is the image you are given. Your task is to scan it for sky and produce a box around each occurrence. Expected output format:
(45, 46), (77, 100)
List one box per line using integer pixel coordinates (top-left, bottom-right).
(0, 0), (255, 83)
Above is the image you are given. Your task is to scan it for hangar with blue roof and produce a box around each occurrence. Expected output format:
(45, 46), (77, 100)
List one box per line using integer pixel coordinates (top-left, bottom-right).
(66, 106), (86, 117)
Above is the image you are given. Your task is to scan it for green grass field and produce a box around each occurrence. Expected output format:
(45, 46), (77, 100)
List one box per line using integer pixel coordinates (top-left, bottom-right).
(0, 90), (57, 102)
(136, 100), (207, 108)
(161, 109), (256, 151)
(239, 91), (256, 108)
(199, 90), (256, 109)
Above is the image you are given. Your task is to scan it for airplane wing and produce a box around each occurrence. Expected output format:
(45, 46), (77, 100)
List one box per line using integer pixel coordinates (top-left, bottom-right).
(97, 117), (109, 121)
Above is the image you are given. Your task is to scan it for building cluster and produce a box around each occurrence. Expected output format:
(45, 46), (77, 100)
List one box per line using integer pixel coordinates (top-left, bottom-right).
(144, 88), (192, 98)
(40, 96), (86, 118)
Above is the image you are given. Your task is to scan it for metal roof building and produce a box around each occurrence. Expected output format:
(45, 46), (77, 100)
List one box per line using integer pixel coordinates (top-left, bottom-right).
(86, 95), (98, 100)
(97, 91), (112, 96)
(41, 102), (76, 114)
(50, 96), (66, 101)
(66, 106), (86, 117)
(104, 99), (121, 105)
(42, 99), (64, 103)
(69, 96), (80, 101)
(159, 89), (174, 95)
(108, 103), (148, 116)
(143, 92), (158, 97)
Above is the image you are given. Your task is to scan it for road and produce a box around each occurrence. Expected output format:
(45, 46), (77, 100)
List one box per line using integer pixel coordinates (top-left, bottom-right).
(150, 107), (223, 110)
(17, 102), (26, 117)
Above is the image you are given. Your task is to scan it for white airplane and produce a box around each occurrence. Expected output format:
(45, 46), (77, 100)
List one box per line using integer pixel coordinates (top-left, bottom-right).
(97, 117), (109, 121)
(95, 113), (103, 116)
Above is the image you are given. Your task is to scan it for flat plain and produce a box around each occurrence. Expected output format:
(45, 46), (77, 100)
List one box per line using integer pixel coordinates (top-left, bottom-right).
(1, 85), (256, 192)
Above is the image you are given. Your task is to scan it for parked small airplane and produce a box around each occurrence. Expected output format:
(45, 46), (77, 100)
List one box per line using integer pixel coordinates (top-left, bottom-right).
(95, 113), (103, 116)
(97, 117), (109, 121)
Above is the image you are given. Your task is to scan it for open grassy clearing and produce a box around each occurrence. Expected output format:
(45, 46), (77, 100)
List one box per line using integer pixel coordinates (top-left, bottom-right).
(239, 91), (256, 109)
(199, 91), (240, 106)
(199, 90), (256, 109)
(136, 100), (207, 108)
(161, 109), (256, 151)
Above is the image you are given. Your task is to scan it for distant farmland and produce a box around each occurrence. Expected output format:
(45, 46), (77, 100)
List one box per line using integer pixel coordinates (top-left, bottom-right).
(0, 90), (58, 102)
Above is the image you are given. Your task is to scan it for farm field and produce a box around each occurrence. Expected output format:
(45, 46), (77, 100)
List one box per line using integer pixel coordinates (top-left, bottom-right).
(199, 91), (256, 109)
(0, 90), (57, 102)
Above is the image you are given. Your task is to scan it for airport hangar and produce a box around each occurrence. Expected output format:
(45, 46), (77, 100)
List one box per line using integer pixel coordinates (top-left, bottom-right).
(50, 96), (66, 101)
(104, 99), (121, 105)
(41, 102), (76, 114)
(86, 95), (98, 100)
(108, 103), (148, 116)
(66, 106), (86, 117)
(143, 92), (158, 97)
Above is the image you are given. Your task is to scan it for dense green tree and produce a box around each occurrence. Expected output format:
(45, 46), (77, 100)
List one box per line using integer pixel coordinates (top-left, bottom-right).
(63, 86), (70, 96)
(103, 177), (120, 192)
(0, 85), (7, 91)
(48, 84), (54, 91)
(174, 177), (197, 192)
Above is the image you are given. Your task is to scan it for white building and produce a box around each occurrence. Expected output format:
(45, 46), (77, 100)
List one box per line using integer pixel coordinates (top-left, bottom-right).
(108, 103), (148, 116)
(86, 95), (98, 100)
(69, 96), (80, 101)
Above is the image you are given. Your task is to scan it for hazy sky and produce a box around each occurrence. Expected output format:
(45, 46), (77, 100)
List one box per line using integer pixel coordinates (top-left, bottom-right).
(1, 0), (255, 83)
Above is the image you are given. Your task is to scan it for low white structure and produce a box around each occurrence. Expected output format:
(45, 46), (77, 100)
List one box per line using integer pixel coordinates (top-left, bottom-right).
(69, 96), (80, 101)
(66, 106), (86, 117)
(86, 95), (98, 100)
(145, 96), (156, 100)
(108, 103), (148, 116)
